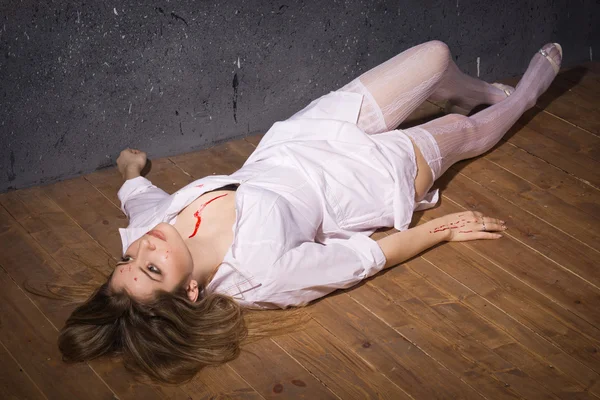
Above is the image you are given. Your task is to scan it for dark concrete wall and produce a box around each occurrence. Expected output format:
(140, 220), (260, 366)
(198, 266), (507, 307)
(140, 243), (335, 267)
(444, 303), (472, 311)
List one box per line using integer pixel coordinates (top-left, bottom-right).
(1, 0), (597, 192)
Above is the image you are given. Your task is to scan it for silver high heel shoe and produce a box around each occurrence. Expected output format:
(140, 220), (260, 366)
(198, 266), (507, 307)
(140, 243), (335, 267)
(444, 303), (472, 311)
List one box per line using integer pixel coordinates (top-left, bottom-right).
(538, 43), (563, 74)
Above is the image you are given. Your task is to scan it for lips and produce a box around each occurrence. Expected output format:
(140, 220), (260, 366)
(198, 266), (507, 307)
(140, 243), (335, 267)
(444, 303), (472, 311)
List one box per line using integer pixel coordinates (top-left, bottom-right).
(147, 229), (166, 241)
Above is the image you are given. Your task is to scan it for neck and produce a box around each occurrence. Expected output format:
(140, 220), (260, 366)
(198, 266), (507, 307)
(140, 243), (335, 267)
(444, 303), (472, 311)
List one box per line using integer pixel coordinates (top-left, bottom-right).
(185, 233), (229, 286)
(173, 189), (237, 286)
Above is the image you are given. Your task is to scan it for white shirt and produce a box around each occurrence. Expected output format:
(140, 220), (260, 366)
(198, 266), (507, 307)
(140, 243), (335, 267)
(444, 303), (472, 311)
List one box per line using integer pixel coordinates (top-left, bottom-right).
(118, 91), (438, 309)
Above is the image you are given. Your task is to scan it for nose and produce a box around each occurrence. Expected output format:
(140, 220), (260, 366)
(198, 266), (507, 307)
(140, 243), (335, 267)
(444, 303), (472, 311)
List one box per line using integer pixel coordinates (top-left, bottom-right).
(137, 238), (156, 255)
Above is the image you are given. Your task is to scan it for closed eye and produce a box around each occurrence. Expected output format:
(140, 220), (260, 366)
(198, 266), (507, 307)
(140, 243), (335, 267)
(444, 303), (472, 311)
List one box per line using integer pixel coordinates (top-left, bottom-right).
(139, 266), (159, 282)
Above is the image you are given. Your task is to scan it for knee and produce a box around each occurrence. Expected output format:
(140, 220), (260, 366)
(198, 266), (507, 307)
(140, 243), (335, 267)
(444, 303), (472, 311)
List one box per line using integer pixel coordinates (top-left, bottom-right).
(426, 40), (450, 56)
(425, 40), (451, 70)
(446, 113), (477, 133)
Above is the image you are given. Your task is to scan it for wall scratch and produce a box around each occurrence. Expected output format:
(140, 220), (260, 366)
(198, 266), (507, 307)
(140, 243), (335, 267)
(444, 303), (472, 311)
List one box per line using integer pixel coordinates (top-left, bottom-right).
(232, 72), (239, 123)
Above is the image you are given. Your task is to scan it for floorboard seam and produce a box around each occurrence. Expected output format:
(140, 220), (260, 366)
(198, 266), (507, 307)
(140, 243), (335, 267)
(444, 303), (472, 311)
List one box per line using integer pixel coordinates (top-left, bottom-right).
(346, 293), (490, 400)
(483, 157), (600, 222)
(442, 194), (600, 316)
(166, 157), (194, 178)
(2, 259), (119, 398)
(365, 276), (569, 398)
(1, 196), (127, 396)
(0, 338), (50, 400)
(83, 176), (122, 211)
(225, 364), (268, 400)
(442, 224), (600, 340)
(540, 110), (600, 139)
(311, 317), (416, 400)
(413, 256), (600, 379)
(501, 140), (600, 190)
(453, 169), (600, 256)
(269, 338), (344, 400)
(39, 187), (120, 264)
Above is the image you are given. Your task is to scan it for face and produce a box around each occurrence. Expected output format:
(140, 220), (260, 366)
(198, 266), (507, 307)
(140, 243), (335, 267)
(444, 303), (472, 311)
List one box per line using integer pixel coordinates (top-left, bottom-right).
(110, 223), (197, 301)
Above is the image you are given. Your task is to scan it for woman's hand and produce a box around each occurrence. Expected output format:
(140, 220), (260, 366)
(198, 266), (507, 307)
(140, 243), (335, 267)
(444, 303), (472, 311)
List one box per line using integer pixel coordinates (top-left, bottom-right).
(432, 211), (506, 242)
(117, 148), (147, 180)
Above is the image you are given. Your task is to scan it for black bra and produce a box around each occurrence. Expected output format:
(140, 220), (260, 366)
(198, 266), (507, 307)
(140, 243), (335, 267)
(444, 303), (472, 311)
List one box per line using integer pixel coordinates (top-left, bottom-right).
(209, 183), (239, 193)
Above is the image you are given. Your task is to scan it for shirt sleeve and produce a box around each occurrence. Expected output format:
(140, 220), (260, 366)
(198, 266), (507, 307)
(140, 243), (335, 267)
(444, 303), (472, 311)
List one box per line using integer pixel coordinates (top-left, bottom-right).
(246, 234), (387, 309)
(117, 176), (170, 225)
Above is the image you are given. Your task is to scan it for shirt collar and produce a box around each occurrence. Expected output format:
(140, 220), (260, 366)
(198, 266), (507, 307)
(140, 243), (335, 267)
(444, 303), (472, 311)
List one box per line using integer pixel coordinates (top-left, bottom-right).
(205, 257), (261, 300)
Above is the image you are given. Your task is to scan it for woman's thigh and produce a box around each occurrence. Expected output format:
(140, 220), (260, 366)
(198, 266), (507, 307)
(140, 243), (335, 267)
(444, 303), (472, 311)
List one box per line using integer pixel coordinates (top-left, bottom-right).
(338, 40), (451, 134)
(410, 139), (435, 201)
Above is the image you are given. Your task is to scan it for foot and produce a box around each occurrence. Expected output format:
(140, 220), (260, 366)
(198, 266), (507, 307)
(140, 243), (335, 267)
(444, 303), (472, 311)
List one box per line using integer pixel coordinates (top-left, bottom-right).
(538, 43), (563, 74)
(514, 43), (563, 105)
(491, 83), (515, 98)
(445, 82), (514, 115)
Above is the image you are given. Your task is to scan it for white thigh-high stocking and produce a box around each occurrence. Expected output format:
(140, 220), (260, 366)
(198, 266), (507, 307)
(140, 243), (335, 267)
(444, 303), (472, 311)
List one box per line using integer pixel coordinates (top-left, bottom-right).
(339, 40), (451, 134)
(339, 40), (515, 135)
(403, 43), (562, 179)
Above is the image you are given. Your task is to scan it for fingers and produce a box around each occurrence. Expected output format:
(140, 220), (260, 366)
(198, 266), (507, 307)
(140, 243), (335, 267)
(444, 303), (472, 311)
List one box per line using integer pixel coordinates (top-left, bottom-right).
(481, 216), (507, 232)
(120, 148), (147, 159)
(445, 211), (507, 242)
(460, 230), (503, 241)
(122, 148), (142, 154)
(452, 229), (503, 242)
(456, 212), (507, 232)
(476, 231), (504, 240)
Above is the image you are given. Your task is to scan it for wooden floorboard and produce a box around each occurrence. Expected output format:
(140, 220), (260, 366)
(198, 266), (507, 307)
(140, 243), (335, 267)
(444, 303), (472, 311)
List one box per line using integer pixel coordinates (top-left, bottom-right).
(456, 155), (600, 249)
(0, 264), (114, 399)
(537, 73), (600, 135)
(0, 339), (48, 400)
(1, 62), (599, 398)
(273, 320), (413, 399)
(436, 174), (600, 321)
(353, 279), (583, 399)
(483, 140), (600, 220)
(229, 337), (341, 399)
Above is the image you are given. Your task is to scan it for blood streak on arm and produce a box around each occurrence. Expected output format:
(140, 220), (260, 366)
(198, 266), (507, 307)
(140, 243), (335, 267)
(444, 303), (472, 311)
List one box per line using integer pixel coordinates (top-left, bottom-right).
(189, 194), (229, 238)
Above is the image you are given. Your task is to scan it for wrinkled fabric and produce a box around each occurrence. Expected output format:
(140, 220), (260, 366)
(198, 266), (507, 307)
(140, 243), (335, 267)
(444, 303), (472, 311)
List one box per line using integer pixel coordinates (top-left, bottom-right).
(118, 91), (438, 309)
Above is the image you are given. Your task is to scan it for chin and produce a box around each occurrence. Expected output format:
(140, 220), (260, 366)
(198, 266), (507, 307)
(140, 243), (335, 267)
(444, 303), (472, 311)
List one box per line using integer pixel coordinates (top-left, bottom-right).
(154, 223), (194, 270)
(153, 222), (179, 241)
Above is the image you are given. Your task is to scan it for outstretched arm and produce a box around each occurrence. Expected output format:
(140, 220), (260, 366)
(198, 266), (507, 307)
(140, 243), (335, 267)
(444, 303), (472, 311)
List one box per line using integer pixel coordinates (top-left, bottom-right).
(115, 148), (170, 224)
(377, 211), (506, 269)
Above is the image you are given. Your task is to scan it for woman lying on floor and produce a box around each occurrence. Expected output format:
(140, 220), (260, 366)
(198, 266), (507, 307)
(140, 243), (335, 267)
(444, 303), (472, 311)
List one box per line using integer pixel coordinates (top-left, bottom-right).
(59, 40), (562, 383)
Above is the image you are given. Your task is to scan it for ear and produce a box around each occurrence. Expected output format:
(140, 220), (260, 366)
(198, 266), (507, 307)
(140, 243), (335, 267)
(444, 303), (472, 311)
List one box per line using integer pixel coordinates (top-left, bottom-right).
(186, 280), (199, 302)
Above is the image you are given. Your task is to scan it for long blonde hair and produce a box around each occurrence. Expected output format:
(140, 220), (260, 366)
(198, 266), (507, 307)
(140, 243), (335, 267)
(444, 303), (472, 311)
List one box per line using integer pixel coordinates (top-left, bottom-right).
(52, 273), (308, 384)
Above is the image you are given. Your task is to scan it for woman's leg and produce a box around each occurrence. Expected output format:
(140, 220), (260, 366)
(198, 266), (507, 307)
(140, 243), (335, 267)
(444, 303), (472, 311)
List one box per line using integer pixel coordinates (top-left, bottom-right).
(429, 62), (515, 114)
(404, 43), (562, 191)
(340, 40), (511, 134)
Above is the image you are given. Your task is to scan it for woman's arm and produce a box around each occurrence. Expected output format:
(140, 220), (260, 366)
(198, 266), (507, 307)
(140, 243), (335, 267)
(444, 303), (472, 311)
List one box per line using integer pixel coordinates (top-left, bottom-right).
(377, 211), (506, 269)
(114, 149), (171, 223)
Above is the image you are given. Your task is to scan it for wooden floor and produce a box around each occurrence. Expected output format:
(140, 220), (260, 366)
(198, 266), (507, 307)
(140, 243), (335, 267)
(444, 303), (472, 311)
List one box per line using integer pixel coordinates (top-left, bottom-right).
(1, 63), (599, 400)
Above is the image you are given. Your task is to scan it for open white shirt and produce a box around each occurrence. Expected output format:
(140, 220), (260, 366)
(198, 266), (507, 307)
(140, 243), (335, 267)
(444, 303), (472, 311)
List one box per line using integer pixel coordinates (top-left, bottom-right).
(118, 91), (438, 309)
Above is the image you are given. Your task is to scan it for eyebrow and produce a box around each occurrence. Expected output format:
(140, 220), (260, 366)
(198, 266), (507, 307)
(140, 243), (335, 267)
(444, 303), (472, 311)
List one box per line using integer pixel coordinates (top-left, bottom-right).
(139, 266), (160, 282)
